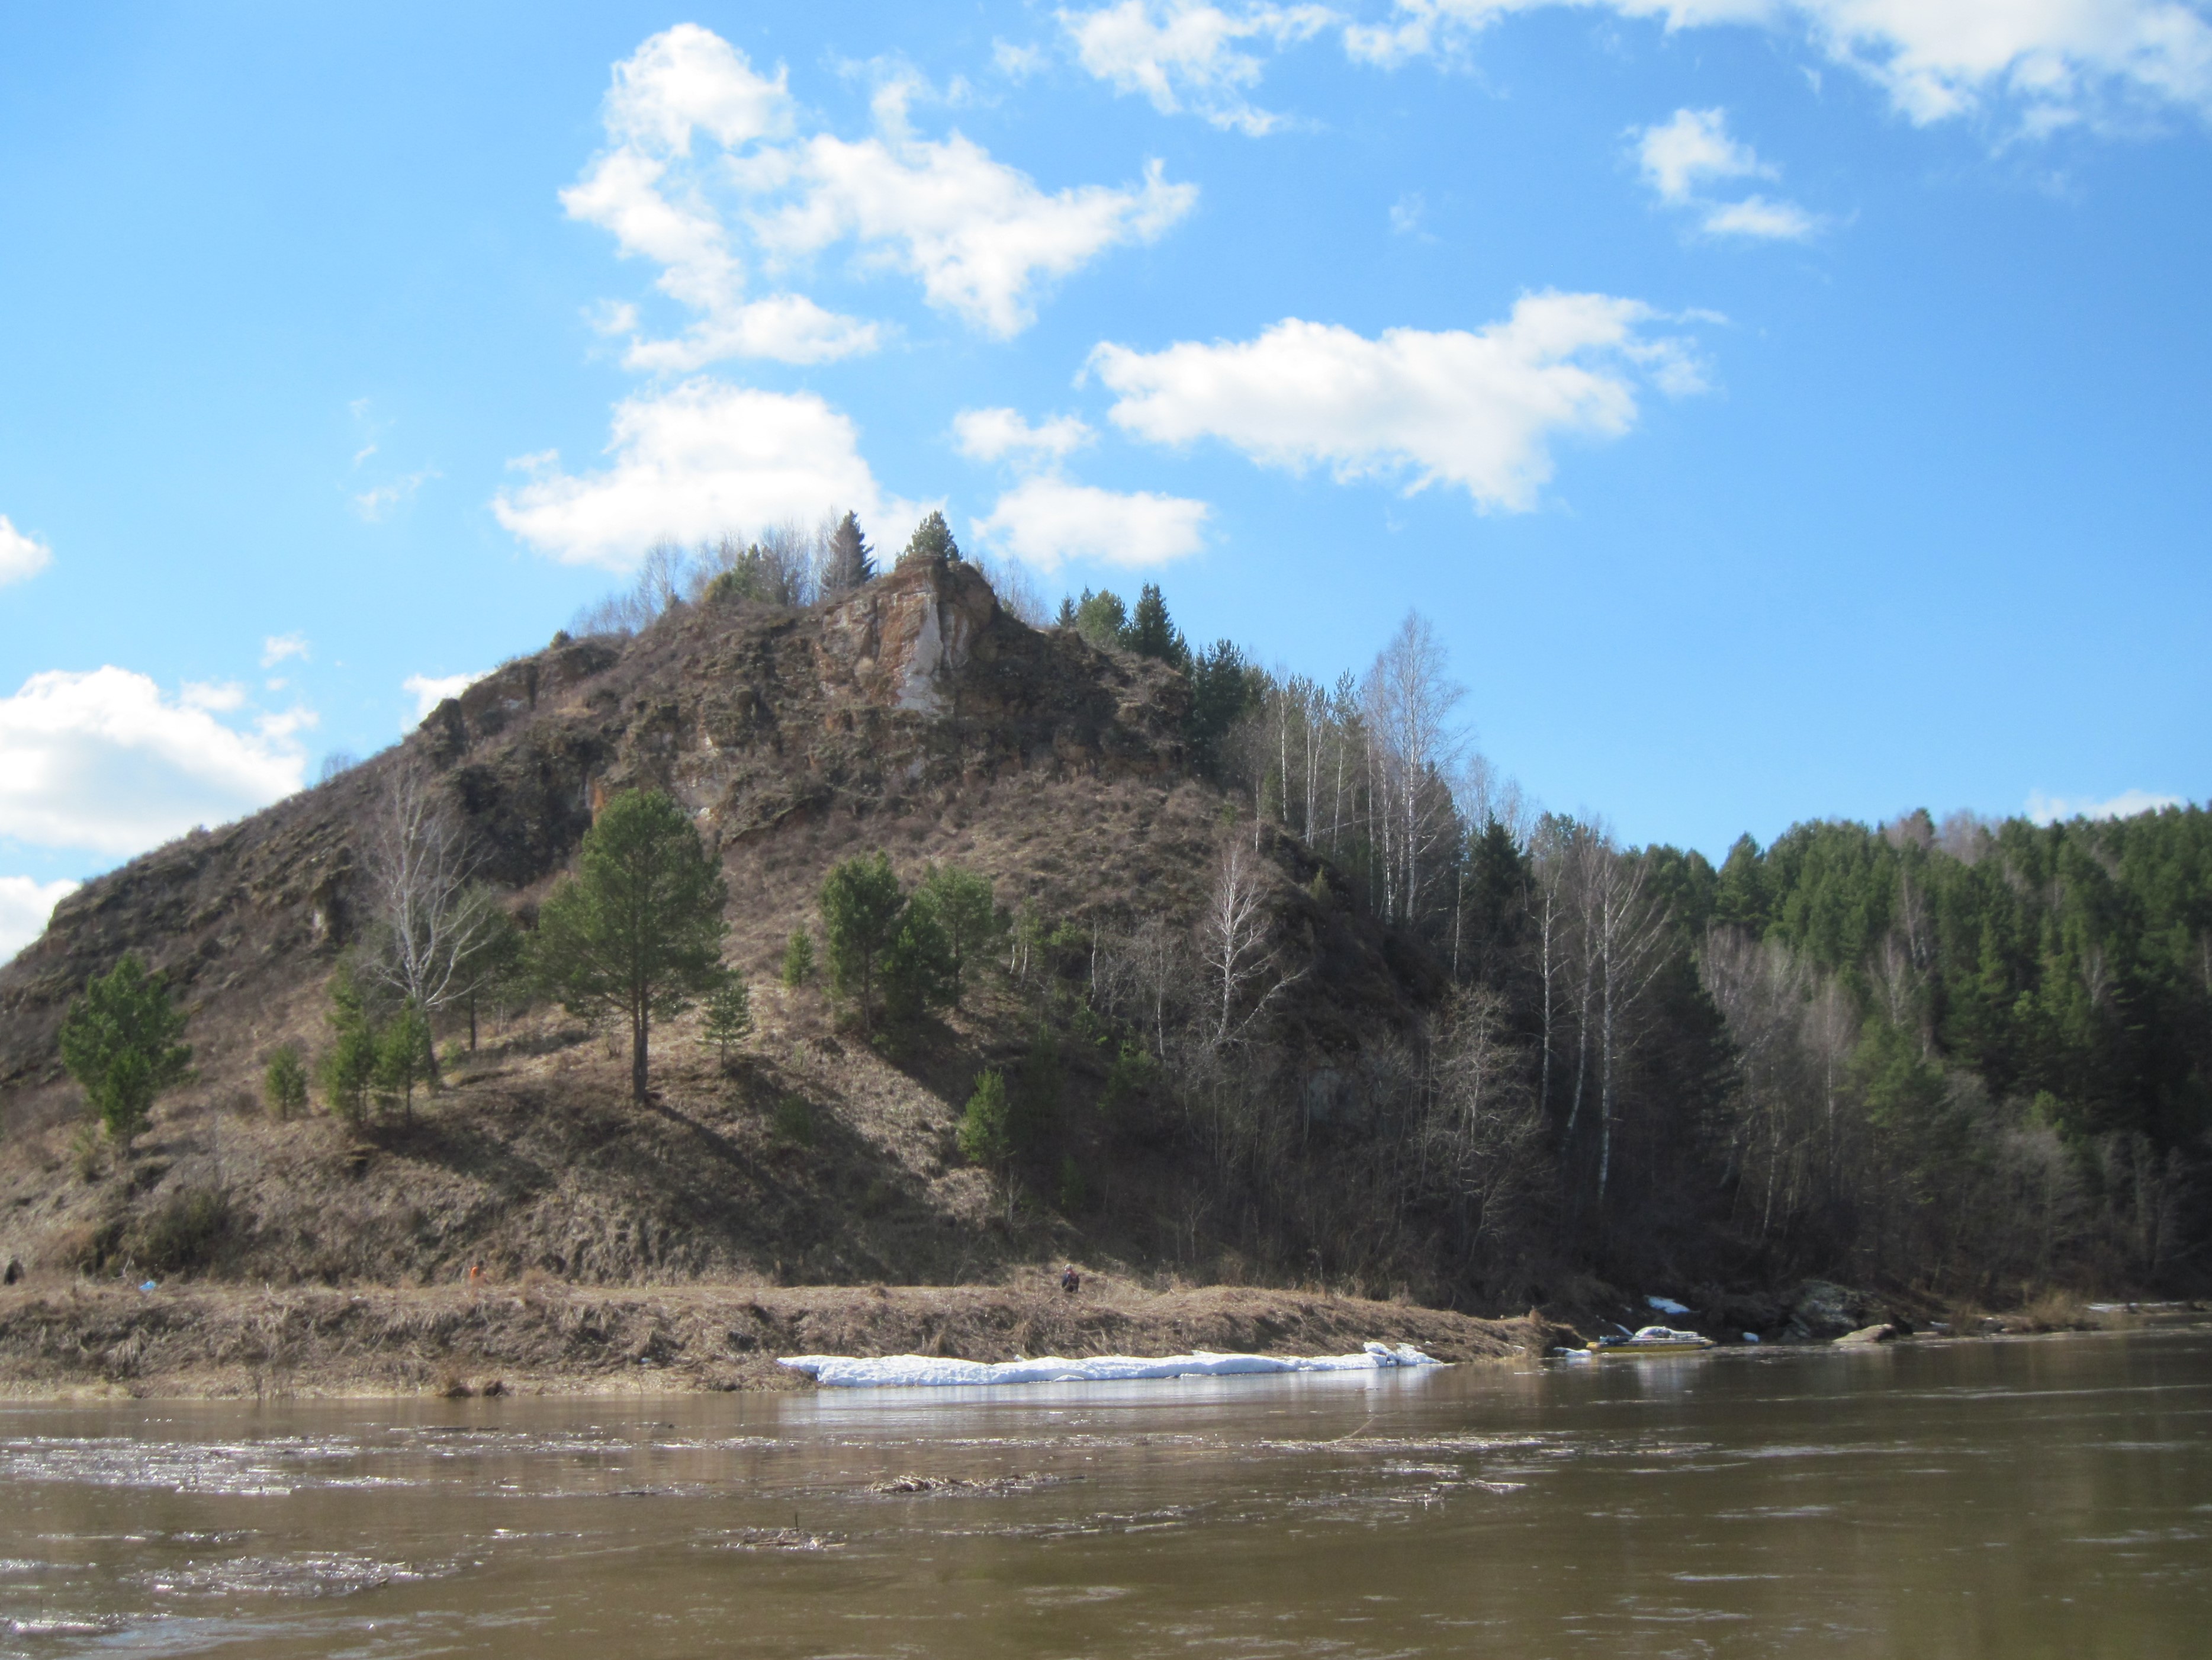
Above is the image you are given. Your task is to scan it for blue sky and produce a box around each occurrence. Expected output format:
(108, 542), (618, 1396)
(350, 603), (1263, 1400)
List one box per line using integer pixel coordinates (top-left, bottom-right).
(3, 1), (2208, 955)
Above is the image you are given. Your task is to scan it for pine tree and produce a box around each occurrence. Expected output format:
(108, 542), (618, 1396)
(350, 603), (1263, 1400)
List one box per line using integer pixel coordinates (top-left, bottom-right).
(57, 952), (192, 1151)
(823, 510), (874, 593)
(262, 1044), (308, 1120)
(1073, 589), (1128, 650)
(528, 789), (729, 1102)
(818, 851), (906, 1033)
(917, 863), (1004, 1009)
(781, 927), (816, 987)
(699, 974), (752, 1064)
(901, 509), (959, 567)
(957, 1068), (1012, 1169)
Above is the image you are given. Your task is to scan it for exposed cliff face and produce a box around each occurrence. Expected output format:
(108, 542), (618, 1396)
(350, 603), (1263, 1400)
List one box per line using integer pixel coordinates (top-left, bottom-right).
(0, 558), (1190, 1128)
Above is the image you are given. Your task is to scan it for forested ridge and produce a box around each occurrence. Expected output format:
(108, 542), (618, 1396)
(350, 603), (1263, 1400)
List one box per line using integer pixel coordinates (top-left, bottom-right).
(5, 525), (2204, 1311)
(1038, 569), (2210, 1299)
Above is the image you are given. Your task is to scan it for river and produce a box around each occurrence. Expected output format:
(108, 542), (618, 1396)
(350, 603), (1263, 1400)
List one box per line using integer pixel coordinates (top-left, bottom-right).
(3, 1325), (2207, 1658)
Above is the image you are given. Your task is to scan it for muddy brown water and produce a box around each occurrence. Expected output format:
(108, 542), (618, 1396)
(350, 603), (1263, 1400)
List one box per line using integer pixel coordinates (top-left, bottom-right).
(2, 1327), (2207, 1658)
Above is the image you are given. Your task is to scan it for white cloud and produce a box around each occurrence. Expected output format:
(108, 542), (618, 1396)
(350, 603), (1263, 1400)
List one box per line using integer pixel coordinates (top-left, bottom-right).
(1059, 1), (1338, 134)
(973, 476), (1211, 570)
(1089, 293), (1701, 511)
(1635, 108), (1819, 239)
(403, 670), (489, 723)
(1637, 106), (1770, 203)
(564, 24), (1195, 365)
(0, 667), (310, 856)
(0, 514), (53, 586)
(493, 377), (896, 569)
(748, 137), (1195, 339)
(954, 407), (1097, 465)
(180, 680), (247, 712)
(1345, 2), (2212, 127)
(1700, 193), (1821, 237)
(2025, 786), (2185, 824)
(0, 875), (78, 964)
(261, 632), (310, 668)
(351, 467), (439, 523)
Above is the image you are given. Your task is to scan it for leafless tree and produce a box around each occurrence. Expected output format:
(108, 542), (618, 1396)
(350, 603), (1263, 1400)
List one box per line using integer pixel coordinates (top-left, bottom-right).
(1362, 612), (1466, 928)
(358, 765), (509, 1039)
(1195, 839), (1297, 1049)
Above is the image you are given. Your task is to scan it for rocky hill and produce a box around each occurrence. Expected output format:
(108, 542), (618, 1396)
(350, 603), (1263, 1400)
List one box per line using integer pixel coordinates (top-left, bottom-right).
(0, 557), (1444, 1302)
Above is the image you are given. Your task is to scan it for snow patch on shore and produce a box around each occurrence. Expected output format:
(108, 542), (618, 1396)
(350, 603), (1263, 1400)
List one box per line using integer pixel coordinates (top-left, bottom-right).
(779, 1341), (1441, 1389)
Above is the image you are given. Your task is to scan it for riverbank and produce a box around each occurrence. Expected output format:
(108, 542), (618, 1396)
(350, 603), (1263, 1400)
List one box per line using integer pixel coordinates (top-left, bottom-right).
(0, 1276), (1571, 1399)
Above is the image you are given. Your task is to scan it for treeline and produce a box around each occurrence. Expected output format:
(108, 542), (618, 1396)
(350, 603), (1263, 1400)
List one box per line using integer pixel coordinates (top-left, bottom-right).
(1072, 576), (2210, 1297)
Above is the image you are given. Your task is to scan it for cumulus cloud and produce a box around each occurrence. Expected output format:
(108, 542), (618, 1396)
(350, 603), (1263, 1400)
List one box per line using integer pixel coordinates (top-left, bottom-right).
(0, 667), (311, 856)
(972, 475), (1211, 570)
(1059, 1), (1338, 134)
(954, 407), (1097, 464)
(0, 875), (78, 964)
(493, 377), (897, 569)
(1635, 108), (1819, 239)
(1345, 2), (2212, 129)
(261, 633), (310, 668)
(564, 23), (1195, 364)
(2025, 786), (2185, 825)
(0, 514), (53, 586)
(1089, 293), (1702, 511)
(403, 670), (489, 724)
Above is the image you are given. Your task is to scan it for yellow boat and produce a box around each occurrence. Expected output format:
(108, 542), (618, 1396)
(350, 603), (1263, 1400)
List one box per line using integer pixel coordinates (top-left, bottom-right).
(1586, 1325), (1716, 1357)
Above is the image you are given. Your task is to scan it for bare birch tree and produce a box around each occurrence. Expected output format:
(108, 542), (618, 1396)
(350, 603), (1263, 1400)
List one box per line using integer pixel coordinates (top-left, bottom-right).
(358, 765), (510, 1045)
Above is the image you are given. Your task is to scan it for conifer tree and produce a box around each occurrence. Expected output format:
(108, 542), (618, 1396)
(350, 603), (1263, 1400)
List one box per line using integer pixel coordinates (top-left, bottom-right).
(699, 974), (752, 1064)
(529, 789), (729, 1102)
(1127, 583), (1189, 667)
(823, 510), (874, 593)
(901, 509), (959, 567)
(58, 952), (192, 1151)
(917, 864), (1004, 1009)
(818, 851), (906, 1034)
(781, 927), (816, 987)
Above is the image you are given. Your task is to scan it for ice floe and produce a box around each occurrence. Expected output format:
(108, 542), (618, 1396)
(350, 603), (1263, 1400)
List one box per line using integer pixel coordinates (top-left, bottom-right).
(1646, 1295), (1691, 1315)
(779, 1341), (1441, 1389)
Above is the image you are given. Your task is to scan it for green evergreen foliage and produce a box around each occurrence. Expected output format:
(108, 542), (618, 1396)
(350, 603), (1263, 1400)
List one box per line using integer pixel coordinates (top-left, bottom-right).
(780, 927), (816, 987)
(374, 1003), (433, 1122)
(1186, 639), (1262, 776)
(1126, 582), (1188, 666)
(57, 952), (192, 1151)
(320, 968), (380, 1128)
(916, 863), (1004, 1009)
(528, 789), (730, 1102)
(1053, 595), (1078, 629)
(957, 1068), (1012, 1169)
(881, 891), (954, 1027)
(262, 1044), (308, 1120)
(823, 510), (873, 593)
(818, 851), (906, 1033)
(901, 509), (960, 567)
(1073, 588), (1130, 650)
(699, 974), (752, 1062)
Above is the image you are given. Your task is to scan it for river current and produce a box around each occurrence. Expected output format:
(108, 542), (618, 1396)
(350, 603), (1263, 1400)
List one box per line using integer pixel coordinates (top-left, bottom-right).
(3, 1326), (2207, 1658)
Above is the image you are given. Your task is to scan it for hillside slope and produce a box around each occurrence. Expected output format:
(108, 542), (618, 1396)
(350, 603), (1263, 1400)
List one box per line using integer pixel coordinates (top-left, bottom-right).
(0, 558), (1445, 1298)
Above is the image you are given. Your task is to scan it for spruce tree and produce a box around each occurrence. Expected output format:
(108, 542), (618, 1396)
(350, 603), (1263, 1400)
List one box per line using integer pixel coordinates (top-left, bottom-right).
(1127, 583), (1189, 667)
(823, 510), (874, 593)
(917, 864), (1004, 1009)
(781, 927), (816, 987)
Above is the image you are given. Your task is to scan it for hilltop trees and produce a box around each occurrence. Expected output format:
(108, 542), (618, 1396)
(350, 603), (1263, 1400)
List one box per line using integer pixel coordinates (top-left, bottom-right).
(822, 511), (874, 594)
(59, 953), (192, 1151)
(530, 789), (729, 1102)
